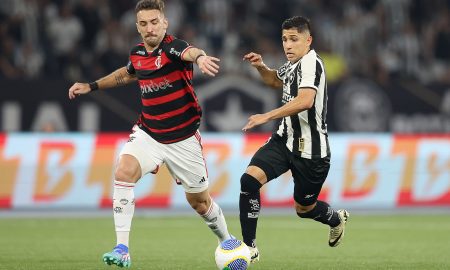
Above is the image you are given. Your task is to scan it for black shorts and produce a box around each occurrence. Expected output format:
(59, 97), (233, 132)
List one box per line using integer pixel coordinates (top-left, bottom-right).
(249, 136), (330, 206)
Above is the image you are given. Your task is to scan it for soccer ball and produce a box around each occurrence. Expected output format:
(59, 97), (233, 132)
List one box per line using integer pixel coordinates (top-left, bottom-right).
(214, 238), (251, 270)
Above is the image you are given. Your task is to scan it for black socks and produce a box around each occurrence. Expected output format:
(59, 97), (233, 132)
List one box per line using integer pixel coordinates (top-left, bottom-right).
(239, 173), (263, 247)
(297, 200), (341, 227)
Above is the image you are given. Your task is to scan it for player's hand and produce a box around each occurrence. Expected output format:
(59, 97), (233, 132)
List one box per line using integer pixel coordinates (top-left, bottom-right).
(242, 113), (270, 132)
(197, 55), (220, 77)
(68, 82), (91, 99)
(243, 52), (266, 68)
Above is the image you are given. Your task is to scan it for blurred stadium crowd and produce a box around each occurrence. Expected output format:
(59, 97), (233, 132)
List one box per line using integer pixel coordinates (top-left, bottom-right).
(0, 0), (449, 85)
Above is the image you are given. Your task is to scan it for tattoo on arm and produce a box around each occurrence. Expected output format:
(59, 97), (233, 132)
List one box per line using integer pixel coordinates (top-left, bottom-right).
(115, 74), (126, 86)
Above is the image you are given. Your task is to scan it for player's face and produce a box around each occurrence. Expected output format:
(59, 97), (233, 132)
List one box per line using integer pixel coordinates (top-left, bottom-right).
(282, 28), (312, 63)
(136, 9), (168, 49)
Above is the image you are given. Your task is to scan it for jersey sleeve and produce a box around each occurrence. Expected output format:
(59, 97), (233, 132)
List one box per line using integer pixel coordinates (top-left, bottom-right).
(165, 38), (192, 62)
(126, 59), (135, 75)
(276, 62), (289, 81)
(298, 52), (319, 91)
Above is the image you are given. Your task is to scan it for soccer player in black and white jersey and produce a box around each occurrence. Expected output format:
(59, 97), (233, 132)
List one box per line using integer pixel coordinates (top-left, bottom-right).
(68, 0), (232, 267)
(240, 16), (349, 263)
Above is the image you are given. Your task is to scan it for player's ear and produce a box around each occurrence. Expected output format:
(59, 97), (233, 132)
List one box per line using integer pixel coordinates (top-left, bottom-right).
(136, 22), (140, 34)
(306, 35), (312, 46)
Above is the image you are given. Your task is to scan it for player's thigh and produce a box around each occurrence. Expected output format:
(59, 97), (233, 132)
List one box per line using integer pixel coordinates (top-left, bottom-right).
(119, 126), (164, 178)
(164, 132), (209, 193)
(248, 138), (290, 183)
(291, 156), (330, 206)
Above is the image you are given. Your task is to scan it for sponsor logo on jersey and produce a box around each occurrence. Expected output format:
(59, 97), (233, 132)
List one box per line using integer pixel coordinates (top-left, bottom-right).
(169, 47), (181, 57)
(136, 50), (146, 56)
(140, 78), (173, 94)
(278, 64), (288, 77)
(282, 91), (294, 104)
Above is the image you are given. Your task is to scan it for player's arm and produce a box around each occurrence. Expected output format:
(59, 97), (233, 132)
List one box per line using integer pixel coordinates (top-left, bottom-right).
(68, 67), (137, 99)
(243, 52), (283, 89)
(242, 88), (316, 131)
(182, 47), (220, 77)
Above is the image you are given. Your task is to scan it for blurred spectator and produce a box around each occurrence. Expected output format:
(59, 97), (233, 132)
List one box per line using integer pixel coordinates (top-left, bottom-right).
(15, 41), (44, 78)
(0, 0), (447, 85)
(200, 0), (229, 55)
(432, 10), (450, 83)
(95, 19), (128, 75)
(0, 37), (22, 79)
(46, 1), (83, 77)
(75, 0), (101, 49)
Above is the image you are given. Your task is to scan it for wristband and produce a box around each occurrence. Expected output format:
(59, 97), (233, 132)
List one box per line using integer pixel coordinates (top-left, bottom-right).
(195, 54), (206, 64)
(89, 81), (99, 91)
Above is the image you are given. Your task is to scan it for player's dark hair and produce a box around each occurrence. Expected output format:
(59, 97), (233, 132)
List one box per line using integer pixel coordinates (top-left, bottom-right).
(282, 16), (312, 35)
(135, 0), (164, 14)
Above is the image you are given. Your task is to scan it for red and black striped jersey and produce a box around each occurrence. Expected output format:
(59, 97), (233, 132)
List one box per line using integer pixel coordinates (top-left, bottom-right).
(126, 34), (202, 144)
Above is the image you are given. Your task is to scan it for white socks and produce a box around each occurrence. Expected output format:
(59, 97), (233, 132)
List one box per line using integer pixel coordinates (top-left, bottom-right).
(202, 201), (231, 242)
(113, 181), (230, 245)
(113, 180), (136, 247)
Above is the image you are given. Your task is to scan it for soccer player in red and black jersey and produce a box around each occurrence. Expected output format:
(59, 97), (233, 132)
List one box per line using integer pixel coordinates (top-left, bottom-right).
(68, 0), (232, 267)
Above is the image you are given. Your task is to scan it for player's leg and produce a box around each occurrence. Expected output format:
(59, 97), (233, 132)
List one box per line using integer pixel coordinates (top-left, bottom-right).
(239, 138), (290, 262)
(185, 189), (232, 241)
(164, 131), (231, 242)
(103, 154), (140, 268)
(103, 126), (162, 267)
(113, 155), (140, 245)
(239, 166), (265, 263)
(291, 156), (349, 247)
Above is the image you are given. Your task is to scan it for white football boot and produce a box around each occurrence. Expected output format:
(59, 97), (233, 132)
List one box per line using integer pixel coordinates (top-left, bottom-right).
(329, 209), (349, 247)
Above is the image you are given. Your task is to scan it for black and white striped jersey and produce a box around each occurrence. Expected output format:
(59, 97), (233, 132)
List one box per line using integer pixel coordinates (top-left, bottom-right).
(274, 49), (330, 159)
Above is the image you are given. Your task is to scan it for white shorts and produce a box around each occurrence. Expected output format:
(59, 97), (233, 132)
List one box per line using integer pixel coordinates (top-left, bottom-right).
(119, 125), (208, 193)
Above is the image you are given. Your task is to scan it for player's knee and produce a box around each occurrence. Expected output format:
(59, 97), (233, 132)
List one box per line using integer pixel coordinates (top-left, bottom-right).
(240, 173), (263, 194)
(115, 154), (142, 182)
(114, 165), (140, 182)
(189, 198), (209, 215)
(186, 192), (211, 215)
(295, 202), (316, 218)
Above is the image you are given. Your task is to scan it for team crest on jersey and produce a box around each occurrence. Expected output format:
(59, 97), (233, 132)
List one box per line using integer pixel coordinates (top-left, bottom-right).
(137, 60), (141, 68)
(288, 70), (296, 84)
(155, 56), (162, 69)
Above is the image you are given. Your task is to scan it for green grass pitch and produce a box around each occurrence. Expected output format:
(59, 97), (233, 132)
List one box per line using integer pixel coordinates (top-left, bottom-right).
(1, 214), (450, 269)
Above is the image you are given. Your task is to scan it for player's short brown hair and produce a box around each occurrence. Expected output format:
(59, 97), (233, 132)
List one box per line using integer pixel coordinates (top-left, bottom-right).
(135, 0), (164, 14)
